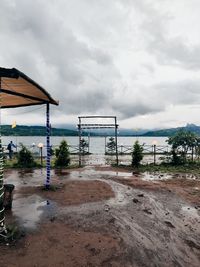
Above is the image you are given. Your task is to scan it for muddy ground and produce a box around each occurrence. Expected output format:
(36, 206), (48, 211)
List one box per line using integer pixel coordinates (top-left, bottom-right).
(0, 166), (200, 267)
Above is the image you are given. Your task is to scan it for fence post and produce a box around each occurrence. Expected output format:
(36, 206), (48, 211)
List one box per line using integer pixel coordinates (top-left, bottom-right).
(153, 144), (156, 165)
(192, 146), (194, 162)
(105, 136), (107, 154)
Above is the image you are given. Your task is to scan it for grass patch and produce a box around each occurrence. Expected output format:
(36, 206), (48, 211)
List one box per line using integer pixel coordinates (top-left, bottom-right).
(3, 158), (80, 169)
(0, 225), (25, 245)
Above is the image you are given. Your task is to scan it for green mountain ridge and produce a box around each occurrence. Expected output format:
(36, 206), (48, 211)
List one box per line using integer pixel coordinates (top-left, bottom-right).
(1, 123), (199, 137)
(0, 125), (79, 136)
(143, 124), (200, 136)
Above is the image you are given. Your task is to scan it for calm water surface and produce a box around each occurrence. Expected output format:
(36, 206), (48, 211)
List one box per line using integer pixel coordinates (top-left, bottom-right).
(2, 136), (168, 154)
(2, 136), (169, 165)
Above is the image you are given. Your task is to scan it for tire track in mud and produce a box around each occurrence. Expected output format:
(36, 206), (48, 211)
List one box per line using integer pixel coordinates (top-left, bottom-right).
(55, 166), (200, 267)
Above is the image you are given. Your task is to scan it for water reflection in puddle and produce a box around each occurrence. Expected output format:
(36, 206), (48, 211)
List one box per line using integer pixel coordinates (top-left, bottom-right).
(141, 172), (200, 181)
(12, 194), (57, 229)
(181, 206), (199, 217)
(141, 172), (172, 181)
(4, 169), (46, 187)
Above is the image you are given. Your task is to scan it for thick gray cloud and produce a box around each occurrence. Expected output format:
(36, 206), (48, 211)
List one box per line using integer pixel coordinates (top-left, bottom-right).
(1, 0), (200, 128)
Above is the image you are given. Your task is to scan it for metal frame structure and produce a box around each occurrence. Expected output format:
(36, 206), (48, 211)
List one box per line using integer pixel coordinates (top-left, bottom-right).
(77, 116), (119, 166)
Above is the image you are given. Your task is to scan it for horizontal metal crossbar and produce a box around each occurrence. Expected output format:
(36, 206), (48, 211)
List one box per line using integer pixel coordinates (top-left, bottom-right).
(78, 116), (116, 119)
(78, 123), (118, 130)
(81, 126), (116, 129)
(78, 124), (118, 127)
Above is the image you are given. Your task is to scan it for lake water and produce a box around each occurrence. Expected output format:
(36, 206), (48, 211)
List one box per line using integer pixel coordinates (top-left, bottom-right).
(1, 136), (168, 154)
(1, 136), (170, 165)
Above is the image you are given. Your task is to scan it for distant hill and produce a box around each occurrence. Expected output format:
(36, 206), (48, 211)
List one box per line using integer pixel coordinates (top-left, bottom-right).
(0, 125), (80, 136)
(55, 124), (149, 136)
(2, 123), (199, 137)
(143, 124), (200, 137)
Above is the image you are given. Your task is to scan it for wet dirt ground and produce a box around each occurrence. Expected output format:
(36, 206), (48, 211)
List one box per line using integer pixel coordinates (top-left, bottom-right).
(0, 166), (200, 267)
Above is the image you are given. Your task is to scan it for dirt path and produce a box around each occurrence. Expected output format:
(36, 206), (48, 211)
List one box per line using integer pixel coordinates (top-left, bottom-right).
(1, 166), (200, 267)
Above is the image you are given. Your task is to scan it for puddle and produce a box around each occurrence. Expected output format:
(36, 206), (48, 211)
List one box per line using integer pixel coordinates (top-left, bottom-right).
(178, 174), (199, 180)
(141, 172), (173, 181)
(12, 195), (46, 229)
(141, 172), (200, 181)
(12, 194), (57, 229)
(4, 169), (47, 187)
(181, 206), (199, 217)
(69, 168), (133, 180)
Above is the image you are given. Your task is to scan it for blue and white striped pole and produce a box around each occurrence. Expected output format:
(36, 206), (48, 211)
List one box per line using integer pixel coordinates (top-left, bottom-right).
(0, 138), (6, 237)
(45, 103), (51, 189)
(0, 78), (7, 237)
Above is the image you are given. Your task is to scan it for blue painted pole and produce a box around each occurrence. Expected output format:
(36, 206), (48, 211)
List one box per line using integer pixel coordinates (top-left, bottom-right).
(0, 137), (6, 237)
(0, 78), (6, 237)
(45, 103), (51, 189)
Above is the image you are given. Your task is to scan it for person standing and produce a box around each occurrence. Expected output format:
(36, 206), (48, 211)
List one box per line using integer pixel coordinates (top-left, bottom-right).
(7, 141), (16, 159)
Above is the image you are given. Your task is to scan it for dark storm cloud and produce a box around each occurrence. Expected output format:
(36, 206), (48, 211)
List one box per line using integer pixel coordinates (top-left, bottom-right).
(112, 101), (163, 119)
(0, 0), (119, 116)
(1, 0), (200, 127)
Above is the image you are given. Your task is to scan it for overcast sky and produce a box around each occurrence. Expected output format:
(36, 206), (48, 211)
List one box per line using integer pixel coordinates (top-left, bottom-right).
(1, 0), (200, 129)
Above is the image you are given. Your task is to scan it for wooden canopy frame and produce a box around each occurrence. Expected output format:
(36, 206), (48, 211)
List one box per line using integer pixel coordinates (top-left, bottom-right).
(0, 67), (59, 186)
(0, 67), (58, 108)
(0, 67), (59, 238)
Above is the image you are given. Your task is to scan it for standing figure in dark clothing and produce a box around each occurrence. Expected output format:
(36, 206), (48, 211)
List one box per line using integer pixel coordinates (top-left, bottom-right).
(7, 141), (16, 159)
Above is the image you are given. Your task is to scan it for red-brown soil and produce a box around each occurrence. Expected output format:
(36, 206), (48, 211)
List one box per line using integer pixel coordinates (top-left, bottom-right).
(16, 180), (115, 206)
(1, 166), (200, 267)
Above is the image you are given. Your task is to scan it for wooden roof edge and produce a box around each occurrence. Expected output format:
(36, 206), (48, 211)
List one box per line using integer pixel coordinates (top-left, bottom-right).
(0, 67), (59, 106)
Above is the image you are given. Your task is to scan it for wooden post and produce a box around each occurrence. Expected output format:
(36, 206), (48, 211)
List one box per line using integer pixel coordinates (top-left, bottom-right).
(115, 117), (118, 166)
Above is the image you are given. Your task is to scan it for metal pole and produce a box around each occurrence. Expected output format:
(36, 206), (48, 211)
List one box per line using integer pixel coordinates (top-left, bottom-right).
(45, 103), (51, 189)
(153, 144), (156, 165)
(192, 146), (194, 162)
(78, 117), (81, 167)
(115, 117), (119, 166)
(88, 133), (90, 154)
(105, 136), (107, 154)
(40, 147), (43, 165)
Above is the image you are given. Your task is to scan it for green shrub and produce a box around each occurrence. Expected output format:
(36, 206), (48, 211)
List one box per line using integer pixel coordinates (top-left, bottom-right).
(167, 130), (197, 164)
(132, 140), (143, 167)
(55, 140), (70, 167)
(106, 137), (116, 154)
(16, 143), (36, 167)
(80, 138), (89, 154)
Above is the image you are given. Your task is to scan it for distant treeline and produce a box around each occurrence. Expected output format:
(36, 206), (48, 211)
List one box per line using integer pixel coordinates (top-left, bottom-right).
(0, 125), (80, 136)
(1, 123), (200, 137)
(143, 124), (200, 137)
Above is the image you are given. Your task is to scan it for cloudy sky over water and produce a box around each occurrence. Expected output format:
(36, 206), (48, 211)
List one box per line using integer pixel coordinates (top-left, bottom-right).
(1, 0), (200, 129)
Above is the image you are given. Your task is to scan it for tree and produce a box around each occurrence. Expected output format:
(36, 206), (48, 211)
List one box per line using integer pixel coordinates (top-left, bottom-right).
(55, 140), (70, 167)
(132, 140), (143, 167)
(167, 130), (197, 164)
(17, 143), (36, 167)
(106, 137), (116, 154)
